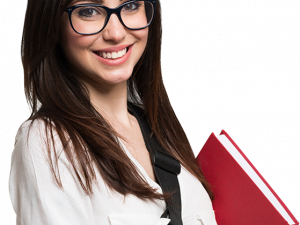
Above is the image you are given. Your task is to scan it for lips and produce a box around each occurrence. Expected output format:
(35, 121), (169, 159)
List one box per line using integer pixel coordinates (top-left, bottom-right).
(93, 44), (134, 66)
(93, 44), (133, 52)
(93, 46), (129, 59)
(93, 44), (132, 57)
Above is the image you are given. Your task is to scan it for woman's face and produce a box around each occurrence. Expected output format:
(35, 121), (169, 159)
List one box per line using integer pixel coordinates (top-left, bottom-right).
(60, 0), (149, 89)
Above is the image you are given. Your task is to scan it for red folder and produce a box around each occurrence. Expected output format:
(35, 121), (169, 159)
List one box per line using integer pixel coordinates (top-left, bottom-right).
(197, 130), (299, 225)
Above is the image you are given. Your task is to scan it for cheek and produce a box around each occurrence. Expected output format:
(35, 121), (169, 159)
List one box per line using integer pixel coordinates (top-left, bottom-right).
(143, 27), (149, 48)
(129, 27), (149, 42)
(60, 22), (97, 71)
(138, 29), (149, 61)
(133, 28), (149, 54)
(61, 15), (91, 54)
(140, 27), (149, 45)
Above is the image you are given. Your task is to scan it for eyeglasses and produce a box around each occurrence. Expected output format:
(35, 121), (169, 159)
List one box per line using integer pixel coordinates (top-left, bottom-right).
(65, 0), (156, 35)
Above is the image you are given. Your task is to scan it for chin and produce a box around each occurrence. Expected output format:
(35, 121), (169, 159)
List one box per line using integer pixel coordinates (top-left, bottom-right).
(97, 67), (133, 85)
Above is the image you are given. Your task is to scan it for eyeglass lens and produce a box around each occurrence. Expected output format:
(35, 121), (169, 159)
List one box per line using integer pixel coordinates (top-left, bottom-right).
(71, 1), (154, 34)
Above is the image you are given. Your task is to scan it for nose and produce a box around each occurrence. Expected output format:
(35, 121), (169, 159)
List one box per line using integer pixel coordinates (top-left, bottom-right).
(102, 14), (126, 43)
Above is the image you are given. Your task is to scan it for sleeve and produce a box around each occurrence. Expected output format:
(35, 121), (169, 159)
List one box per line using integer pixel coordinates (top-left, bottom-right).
(9, 120), (94, 225)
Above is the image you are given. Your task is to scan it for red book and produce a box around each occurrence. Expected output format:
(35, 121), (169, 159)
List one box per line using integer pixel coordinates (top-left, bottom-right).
(197, 130), (299, 225)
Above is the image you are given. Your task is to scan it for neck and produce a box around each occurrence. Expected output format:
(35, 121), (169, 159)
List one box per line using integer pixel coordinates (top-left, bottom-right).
(83, 80), (134, 128)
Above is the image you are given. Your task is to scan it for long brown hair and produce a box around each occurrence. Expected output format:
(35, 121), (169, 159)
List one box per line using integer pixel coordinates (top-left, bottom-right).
(22, 0), (213, 200)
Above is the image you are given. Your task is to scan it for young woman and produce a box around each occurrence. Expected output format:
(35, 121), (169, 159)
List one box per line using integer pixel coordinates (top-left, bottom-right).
(9, 0), (218, 224)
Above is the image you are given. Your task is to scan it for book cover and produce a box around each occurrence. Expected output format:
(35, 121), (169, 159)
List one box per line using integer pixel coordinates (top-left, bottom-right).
(197, 130), (299, 225)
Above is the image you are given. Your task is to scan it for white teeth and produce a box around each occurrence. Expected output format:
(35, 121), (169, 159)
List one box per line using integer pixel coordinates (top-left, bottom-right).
(100, 47), (128, 59)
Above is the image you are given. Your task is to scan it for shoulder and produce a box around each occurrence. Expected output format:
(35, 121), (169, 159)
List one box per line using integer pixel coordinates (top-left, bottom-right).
(14, 119), (45, 152)
(10, 118), (75, 192)
(9, 120), (95, 224)
(13, 119), (63, 164)
(16, 119), (46, 142)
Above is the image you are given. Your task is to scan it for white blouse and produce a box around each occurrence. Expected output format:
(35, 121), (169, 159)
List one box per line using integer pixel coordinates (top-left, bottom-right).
(9, 120), (218, 225)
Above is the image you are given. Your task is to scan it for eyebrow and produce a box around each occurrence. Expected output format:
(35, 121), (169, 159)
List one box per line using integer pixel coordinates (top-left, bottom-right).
(71, 0), (126, 5)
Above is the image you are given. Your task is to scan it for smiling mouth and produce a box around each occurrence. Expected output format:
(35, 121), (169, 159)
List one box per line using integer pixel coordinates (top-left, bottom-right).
(93, 47), (130, 60)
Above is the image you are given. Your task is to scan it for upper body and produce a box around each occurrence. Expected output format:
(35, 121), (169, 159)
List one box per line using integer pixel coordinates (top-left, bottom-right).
(10, 0), (218, 224)
(9, 120), (217, 225)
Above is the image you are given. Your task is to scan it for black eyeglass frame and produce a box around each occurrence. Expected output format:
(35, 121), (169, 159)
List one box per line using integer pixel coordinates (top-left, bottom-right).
(65, 0), (156, 35)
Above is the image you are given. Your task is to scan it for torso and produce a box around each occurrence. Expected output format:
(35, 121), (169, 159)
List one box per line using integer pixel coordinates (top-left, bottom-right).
(113, 114), (157, 183)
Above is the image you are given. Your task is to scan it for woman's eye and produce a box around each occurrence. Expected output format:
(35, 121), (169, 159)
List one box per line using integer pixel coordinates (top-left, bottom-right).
(78, 7), (100, 17)
(122, 2), (141, 11)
